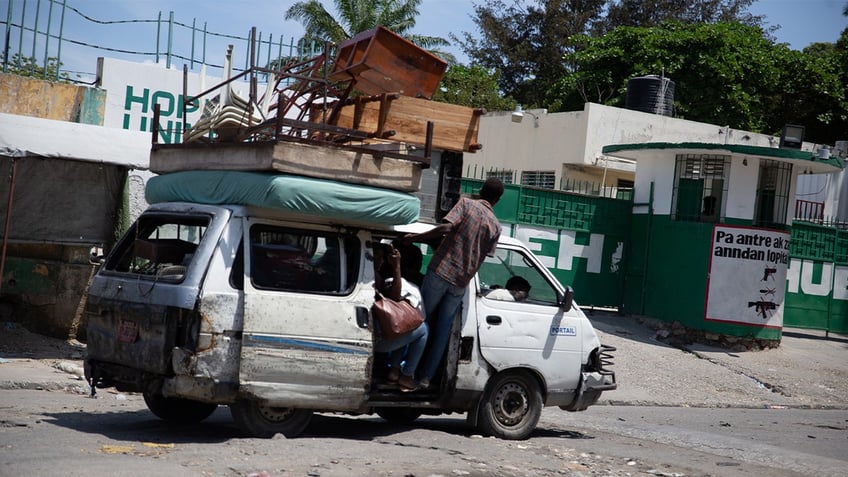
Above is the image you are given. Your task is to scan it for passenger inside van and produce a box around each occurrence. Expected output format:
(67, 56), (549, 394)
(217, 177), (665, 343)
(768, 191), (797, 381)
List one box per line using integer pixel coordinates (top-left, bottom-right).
(394, 241), (425, 286)
(372, 243), (428, 392)
(486, 275), (531, 302)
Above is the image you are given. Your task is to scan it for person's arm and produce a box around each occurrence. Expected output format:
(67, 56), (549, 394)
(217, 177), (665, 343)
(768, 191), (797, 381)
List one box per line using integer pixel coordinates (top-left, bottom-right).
(384, 247), (403, 301)
(400, 222), (453, 246)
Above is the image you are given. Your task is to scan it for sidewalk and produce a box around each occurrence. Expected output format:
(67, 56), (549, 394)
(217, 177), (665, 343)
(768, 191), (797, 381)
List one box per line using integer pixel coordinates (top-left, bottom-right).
(1, 316), (847, 409)
(588, 311), (848, 409)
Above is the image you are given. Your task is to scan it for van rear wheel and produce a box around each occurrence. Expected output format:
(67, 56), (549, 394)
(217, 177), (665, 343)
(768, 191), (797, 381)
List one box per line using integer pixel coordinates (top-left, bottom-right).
(476, 370), (542, 440)
(375, 407), (422, 425)
(229, 399), (312, 438)
(142, 392), (218, 424)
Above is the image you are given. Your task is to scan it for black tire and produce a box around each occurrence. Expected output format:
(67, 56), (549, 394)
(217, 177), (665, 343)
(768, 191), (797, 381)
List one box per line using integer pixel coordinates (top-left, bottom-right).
(375, 407), (422, 425)
(476, 370), (543, 440)
(229, 399), (312, 438)
(142, 392), (218, 424)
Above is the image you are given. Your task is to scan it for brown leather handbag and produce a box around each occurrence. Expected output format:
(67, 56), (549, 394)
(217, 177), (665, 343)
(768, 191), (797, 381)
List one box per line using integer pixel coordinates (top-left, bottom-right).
(371, 292), (424, 339)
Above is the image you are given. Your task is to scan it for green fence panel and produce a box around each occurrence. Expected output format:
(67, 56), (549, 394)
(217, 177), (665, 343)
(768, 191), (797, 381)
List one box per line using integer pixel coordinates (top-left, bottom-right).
(462, 179), (632, 308)
(785, 222), (848, 334)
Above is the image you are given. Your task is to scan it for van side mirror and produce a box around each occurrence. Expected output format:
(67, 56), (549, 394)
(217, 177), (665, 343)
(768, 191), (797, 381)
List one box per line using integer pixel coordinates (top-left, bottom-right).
(560, 286), (574, 312)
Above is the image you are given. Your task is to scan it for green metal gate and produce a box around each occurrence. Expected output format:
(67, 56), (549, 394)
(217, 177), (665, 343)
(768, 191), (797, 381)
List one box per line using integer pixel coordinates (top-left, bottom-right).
(785, 221), (848, 334)
(462, 179), (632, 308)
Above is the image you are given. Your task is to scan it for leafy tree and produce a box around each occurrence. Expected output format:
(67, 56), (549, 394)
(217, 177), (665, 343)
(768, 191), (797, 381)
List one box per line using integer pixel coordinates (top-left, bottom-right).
(766, 40), (847, 144)
(593, 0), (766, 35)
(548, 22), (846, 144)
(433, 65), (517, 112)
(2, 54), (70, 82)
(456, 0), (764, 109)
(284, 0), (453, 61)
(454, 0), (605, 108)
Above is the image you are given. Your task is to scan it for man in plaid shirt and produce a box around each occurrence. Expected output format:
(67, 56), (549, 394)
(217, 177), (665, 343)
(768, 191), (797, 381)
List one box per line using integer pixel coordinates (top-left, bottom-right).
(401, 177), (504, 389)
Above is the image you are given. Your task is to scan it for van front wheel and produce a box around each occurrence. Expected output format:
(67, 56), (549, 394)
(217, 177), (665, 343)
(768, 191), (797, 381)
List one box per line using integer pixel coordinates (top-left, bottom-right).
(477, 370), (542, 440)
(229, 399), (312, 438)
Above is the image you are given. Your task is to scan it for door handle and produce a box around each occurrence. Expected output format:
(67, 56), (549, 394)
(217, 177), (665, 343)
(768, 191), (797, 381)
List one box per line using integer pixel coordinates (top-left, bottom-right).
(355, 306), (370, 328)
(486, 315), (502, 325)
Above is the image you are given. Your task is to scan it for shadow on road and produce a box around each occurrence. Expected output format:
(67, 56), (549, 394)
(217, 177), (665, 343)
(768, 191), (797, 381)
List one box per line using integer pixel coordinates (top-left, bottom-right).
(41, 406), (597, 443)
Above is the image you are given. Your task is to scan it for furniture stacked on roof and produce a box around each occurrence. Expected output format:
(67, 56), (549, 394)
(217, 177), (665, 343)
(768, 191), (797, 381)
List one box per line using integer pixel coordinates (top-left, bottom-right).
(151, 26), (483, 193)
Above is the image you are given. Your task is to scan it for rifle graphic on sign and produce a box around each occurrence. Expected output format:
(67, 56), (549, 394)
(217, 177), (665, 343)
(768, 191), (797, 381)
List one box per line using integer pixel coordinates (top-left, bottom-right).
(748, 300), (777, 319)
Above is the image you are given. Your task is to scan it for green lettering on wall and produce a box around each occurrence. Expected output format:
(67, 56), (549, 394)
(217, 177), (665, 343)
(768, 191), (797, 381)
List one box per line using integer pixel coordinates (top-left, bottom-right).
(124, 85), (149, 112)
(152, 91), (175, 117)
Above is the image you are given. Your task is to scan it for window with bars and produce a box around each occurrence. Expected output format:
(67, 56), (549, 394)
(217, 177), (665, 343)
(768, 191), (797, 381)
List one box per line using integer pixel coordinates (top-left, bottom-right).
(486, 170), (515, 184)
(671, 154), (730, 222)
(521, 170), (556, 189)
(754, 159), (792, 228)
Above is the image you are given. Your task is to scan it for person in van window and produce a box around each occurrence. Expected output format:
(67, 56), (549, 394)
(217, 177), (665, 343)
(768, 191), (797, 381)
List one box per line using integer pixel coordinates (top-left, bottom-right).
(400, 177), (504, 389)
(486, 275), (531, 302)
(372, 243), (428, 392)
(394, 240), (425, 286)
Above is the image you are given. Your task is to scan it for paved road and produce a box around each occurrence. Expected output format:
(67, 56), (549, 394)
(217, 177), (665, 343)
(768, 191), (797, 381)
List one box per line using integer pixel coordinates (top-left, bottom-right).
(2, 313), (847, 409)
(1, 316), (847, 477)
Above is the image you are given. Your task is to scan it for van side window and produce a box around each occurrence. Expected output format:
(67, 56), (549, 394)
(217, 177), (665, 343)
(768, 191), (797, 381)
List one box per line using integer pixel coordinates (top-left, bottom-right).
(249, 225), (359, 294)
(230, 241), (244, 290)
(105, 214), (210, 282)
(478, 247), (559, 306)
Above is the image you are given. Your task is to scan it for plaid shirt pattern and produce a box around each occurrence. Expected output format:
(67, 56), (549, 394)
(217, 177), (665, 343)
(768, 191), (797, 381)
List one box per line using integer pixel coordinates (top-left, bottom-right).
(429, 197), (501, 287)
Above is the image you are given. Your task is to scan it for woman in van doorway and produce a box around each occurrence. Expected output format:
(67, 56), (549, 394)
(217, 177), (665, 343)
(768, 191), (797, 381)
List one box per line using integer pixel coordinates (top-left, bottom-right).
(372, 243), (428, 392)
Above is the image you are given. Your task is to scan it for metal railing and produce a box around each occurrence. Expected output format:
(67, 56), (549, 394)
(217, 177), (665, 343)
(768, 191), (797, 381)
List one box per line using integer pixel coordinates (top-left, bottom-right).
(1, 0), (317, 83)
(464, 165), (632, 200)
(794, 199), (825, 223)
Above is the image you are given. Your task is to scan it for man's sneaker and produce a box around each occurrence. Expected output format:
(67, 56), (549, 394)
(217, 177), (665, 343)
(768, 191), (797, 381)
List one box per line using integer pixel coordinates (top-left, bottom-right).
(418, 377), (430, 390)
(398, 375), (418, 392)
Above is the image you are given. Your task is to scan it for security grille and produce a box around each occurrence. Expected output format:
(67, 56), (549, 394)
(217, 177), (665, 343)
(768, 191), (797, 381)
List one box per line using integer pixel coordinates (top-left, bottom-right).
(671, 154), (730, 222)
(486, 170), (515, 184)
(521, 170), (556, 189)
(754, 159), (792, 229)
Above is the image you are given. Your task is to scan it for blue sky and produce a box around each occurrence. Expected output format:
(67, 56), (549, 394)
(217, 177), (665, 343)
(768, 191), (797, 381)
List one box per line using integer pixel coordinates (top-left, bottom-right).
(4, 0), (847, 79)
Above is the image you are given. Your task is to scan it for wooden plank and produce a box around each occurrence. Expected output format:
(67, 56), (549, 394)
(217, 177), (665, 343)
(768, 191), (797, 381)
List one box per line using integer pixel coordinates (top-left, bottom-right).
(149, 141), (423, 192)
(331, 95), (482, 153)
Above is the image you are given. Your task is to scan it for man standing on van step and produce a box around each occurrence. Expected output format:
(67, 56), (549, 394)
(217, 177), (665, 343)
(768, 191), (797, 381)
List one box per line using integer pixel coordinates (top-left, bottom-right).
(401, 177), (504, 389)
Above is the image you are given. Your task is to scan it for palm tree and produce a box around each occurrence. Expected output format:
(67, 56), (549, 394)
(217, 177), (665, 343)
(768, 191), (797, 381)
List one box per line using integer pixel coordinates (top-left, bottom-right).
(284, 0), (454, 62)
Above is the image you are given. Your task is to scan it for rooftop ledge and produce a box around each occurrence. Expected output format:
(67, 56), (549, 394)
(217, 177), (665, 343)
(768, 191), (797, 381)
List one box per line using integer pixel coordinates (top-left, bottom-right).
(602, 142), (844, 174)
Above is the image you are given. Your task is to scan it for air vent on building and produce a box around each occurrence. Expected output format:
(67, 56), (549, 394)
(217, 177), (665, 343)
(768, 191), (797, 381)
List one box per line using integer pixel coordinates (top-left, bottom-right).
(625, 75), (675, 117)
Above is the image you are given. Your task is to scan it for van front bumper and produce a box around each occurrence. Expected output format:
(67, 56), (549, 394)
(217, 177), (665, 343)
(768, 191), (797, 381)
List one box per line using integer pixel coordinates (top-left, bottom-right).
(560, 344), (617, 411)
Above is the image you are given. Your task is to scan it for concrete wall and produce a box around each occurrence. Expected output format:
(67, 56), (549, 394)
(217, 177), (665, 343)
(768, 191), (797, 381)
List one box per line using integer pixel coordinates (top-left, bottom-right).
(0, 73), (106, 125)
(0, 245), (96, 340)
(0, 74), (117, 338)
(468, 108), (586, 181)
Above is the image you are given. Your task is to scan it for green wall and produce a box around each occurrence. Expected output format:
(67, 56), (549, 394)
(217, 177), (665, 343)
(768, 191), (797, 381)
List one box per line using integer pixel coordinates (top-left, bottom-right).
(785, 222), (848, 334)
(625, 215), (781, 340)
(463, 179), (631, 308)
(462, 178), (847, 338)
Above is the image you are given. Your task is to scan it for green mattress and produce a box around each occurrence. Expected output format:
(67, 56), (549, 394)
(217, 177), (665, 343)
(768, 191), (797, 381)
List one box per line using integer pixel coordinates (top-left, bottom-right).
(146, 171), (420, 225)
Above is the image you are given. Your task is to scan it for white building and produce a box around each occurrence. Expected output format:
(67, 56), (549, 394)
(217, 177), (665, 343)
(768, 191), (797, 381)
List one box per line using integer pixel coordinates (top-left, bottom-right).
(465, 102), (844, 221)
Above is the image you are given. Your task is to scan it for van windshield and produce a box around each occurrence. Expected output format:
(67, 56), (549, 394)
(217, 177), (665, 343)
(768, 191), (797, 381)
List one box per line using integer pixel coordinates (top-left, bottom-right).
(104, 214), (210, 282)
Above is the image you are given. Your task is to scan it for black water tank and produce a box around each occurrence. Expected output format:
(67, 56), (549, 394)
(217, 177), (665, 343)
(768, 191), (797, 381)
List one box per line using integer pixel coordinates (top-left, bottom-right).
(625, 75), (675, 116)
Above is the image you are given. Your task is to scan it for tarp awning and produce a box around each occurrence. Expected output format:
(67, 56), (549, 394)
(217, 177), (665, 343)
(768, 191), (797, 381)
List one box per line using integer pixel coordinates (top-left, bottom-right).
(0, 112), (150, 169)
